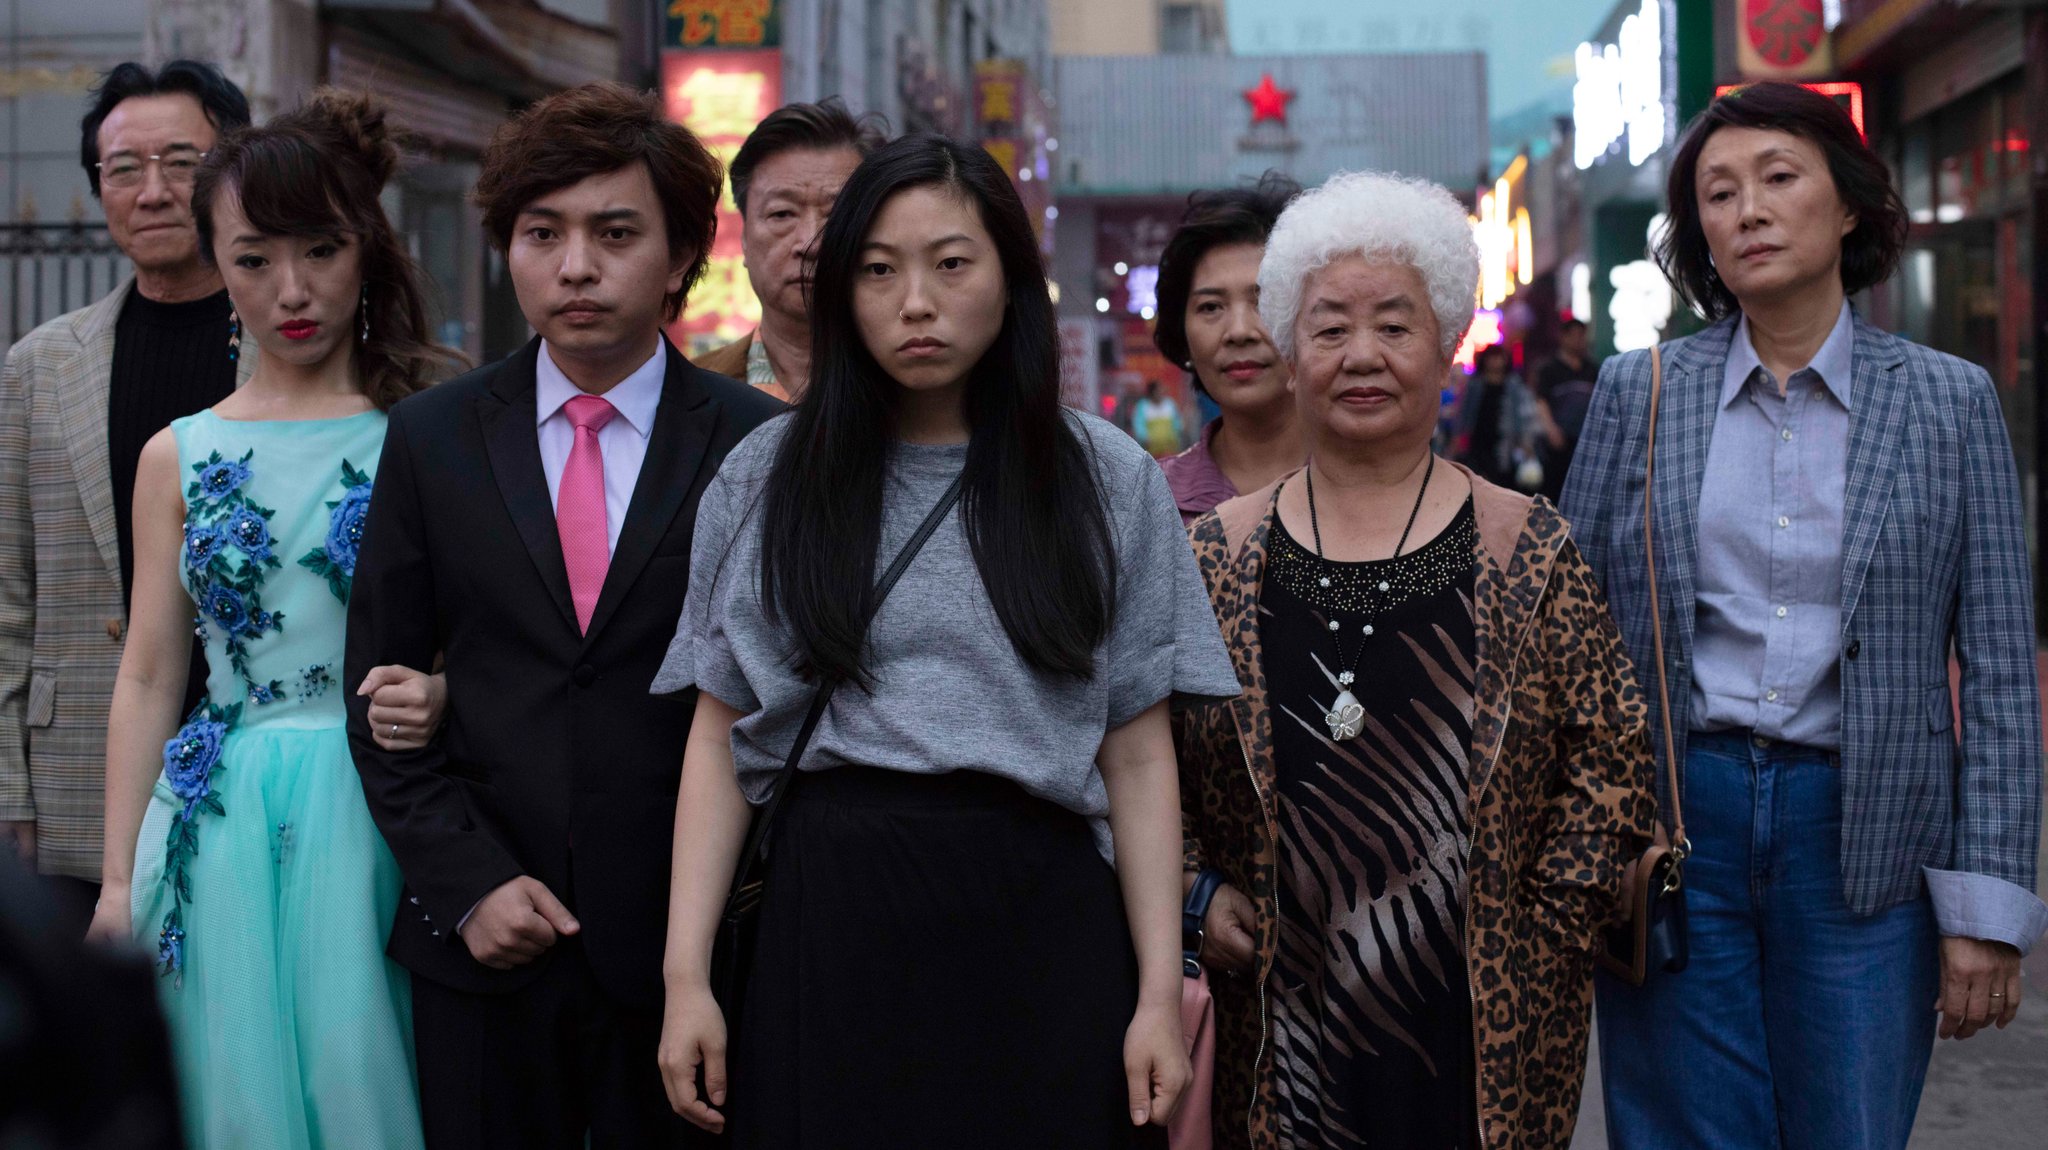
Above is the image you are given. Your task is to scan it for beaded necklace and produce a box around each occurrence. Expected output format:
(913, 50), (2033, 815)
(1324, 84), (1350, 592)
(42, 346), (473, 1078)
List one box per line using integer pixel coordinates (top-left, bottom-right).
(1302, 453), (1432, 741)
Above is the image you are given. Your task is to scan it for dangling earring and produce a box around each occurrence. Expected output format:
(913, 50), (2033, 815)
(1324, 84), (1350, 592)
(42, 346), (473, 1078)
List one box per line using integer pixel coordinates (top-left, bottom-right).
(227, 308), (241, 362)
(358, 286), (370, 344)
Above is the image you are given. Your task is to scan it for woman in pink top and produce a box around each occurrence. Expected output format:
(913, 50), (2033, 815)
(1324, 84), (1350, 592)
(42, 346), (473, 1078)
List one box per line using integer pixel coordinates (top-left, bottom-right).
(1153, 174), (1305, 524)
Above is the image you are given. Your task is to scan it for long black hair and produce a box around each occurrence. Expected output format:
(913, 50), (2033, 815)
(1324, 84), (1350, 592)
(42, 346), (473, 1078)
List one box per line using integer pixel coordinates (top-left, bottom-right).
(758, 133), (1114, 687)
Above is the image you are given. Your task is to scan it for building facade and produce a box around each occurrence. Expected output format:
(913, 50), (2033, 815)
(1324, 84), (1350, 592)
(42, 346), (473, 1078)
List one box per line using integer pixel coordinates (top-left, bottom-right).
(1834, 0), (2048, 623)
(1, 0), (145, 344)
(1048, 0), (1225, 57)
(1050, 49), (1488, 416)
(1, 0), (631, 359)
(657, 0), (1052, 351)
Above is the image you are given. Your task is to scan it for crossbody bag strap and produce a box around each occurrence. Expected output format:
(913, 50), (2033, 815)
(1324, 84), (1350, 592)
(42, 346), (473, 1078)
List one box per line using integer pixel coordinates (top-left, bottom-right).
(722, 471), (968, 908)
(1642, 344), (1688, 851)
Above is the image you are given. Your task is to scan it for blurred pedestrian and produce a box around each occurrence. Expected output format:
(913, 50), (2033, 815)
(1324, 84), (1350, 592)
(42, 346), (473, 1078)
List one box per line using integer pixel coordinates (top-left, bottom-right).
(1532, 317), (1598, 500)
(345, 82), (782, 1150)
(1131, 378), (1187, 456)
(1152, 173), (1304, 523)
(654, 133), (1238, 1147)
(1, 60), (250, 939)
(87, 90), (458, 1149)
(0, 850), (181, 1149)
(1453, 343), (1554, 491)
(1563, 81), (2048, 1150)
(692, 97), (888, 402)
(1174, 170), (1654, 1150)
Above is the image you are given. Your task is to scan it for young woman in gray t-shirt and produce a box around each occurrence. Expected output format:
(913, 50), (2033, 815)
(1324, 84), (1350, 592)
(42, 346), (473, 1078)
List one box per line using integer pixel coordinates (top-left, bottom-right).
(651, 135), (1239, 1147)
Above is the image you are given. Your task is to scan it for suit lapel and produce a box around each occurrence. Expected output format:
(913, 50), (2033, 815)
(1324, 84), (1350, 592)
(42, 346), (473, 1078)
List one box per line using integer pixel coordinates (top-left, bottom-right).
(1839, 319), (1910, 623)
(479, 339), (578, 633)
(1652, 318), (1735, 669)
(53, 282), (131, 588)
(581, 341), (717, 645)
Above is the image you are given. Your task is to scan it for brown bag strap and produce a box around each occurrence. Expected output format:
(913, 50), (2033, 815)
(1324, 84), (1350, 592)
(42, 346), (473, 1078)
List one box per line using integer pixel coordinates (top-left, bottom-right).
(1642, 344), (1688, 850)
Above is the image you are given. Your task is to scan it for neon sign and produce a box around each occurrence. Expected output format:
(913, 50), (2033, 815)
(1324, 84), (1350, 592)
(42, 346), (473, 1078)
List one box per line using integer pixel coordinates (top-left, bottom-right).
(1472, 157), (1534, 310)
(1715, 81), (1864, 139)
(1609, 214), (1672, 352)
(661, 48), (783, 351)
(1455, 309), (1504, 371)
(1574, 0), (1667, 170)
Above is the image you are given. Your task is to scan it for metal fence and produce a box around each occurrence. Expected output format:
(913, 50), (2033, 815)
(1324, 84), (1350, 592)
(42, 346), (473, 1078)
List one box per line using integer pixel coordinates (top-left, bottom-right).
(2, 223), (130, 347)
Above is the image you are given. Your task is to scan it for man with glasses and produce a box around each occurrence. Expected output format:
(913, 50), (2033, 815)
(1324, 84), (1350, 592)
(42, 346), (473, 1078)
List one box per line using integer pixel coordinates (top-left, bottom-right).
(0, 60), (251, 935)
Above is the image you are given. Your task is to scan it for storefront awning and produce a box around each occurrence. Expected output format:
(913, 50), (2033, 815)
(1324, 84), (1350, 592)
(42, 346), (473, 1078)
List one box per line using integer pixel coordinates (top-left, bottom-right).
(324, 0), (618, 103)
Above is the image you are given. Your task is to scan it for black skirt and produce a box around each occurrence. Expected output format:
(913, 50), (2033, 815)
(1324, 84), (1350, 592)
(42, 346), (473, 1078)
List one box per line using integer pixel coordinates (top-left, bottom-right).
(729, 765), (1165, 1150)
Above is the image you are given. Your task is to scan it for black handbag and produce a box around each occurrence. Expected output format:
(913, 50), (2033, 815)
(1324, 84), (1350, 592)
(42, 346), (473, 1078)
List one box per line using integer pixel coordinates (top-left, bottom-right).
(709, 473), (966, 1027)
(1596, 342), (1692, 987)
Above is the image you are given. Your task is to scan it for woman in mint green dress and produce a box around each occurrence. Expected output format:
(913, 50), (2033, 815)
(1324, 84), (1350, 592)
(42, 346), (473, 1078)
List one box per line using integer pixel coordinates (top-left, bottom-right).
(86, 91), (461, 1149)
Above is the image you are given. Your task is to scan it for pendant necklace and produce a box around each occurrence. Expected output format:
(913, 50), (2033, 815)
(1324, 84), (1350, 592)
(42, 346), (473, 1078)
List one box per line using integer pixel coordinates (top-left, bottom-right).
(1304, 452), (1434, 741)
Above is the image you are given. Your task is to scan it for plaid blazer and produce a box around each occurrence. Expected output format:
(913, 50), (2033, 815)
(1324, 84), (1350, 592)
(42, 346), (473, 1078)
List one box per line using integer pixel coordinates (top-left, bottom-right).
(1560, 312), (2043, 915)
(0, 281), (251, 880)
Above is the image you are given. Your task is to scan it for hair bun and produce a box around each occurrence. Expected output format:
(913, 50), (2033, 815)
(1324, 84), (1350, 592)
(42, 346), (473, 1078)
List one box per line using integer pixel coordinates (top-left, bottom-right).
(296, 88), (399, 187)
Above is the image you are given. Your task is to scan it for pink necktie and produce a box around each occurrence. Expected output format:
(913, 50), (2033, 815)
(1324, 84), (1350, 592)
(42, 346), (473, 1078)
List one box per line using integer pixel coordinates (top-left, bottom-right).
(557, 394), (617, 633)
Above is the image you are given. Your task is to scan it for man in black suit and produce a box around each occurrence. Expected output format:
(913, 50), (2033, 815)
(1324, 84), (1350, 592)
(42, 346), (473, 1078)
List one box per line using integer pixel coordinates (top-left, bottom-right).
(345, 82), (783, 1148)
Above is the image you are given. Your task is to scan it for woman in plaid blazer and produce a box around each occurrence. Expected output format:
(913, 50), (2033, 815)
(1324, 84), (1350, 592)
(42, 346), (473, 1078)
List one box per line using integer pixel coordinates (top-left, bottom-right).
(1562, 82), (2047, 1150)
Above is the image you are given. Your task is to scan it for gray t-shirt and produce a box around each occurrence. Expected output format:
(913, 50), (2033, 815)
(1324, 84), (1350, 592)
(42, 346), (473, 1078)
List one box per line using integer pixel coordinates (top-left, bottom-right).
(651, 411), (1241, 861)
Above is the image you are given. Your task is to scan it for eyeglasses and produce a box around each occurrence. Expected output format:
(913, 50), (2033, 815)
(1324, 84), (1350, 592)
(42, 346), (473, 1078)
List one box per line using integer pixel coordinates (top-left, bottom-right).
(97, 149), (207, 190)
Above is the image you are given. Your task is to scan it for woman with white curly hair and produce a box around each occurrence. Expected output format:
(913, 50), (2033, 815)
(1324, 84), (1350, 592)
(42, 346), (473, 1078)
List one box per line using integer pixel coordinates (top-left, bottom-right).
(1172, 171), (1655, 1149)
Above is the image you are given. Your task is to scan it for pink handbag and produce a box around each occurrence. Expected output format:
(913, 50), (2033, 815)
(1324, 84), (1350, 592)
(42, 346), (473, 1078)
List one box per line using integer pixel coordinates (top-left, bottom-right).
(1170, 963), (1216, 1150)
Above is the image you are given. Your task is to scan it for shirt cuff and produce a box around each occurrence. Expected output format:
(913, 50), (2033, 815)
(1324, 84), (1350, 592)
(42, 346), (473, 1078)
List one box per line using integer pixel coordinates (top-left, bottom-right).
(1923, 867), (2048, 956)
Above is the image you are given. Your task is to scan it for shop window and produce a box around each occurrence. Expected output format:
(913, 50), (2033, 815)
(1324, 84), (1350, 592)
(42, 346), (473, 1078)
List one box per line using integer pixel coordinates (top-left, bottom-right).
(1163, 5), (1203, 54)
(1902, 127), (1932, 225)
(397, 164), (482, 361)
(1933, 93), (1996, 222)
(1929, 75), (2026, 224)
(2000, 83), (2030, 209)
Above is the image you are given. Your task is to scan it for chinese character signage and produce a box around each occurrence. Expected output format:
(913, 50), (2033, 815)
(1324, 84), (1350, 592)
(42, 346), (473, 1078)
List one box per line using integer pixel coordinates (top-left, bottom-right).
(666, 0), (780, 50)
(662, 48), (783, 351)
(975, 59), (1052, 255)
(1736, 0), (1832, 80)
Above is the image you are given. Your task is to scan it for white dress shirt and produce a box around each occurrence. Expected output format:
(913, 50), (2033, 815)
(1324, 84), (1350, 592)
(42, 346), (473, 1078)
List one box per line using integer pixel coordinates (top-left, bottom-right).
(534, 340), (664, 556)
(457, 340), (663, 934)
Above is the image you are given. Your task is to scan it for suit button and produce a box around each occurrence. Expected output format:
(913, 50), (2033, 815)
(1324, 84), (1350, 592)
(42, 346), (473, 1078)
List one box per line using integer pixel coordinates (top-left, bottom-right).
(106, 617), (123, 641)
(573, 664), (596, 688)
(1845, 640), (1861, 661)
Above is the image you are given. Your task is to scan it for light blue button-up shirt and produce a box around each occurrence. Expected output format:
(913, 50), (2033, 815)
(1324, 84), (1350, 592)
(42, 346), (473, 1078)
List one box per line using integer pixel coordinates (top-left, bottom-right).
(1692, 302), (2048, 953)
(1692, 302), (1854, 748)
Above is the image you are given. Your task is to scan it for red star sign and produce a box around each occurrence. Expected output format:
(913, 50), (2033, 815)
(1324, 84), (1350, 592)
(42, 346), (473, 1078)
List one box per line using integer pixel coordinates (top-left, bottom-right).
(1243, 73), (1295, 125)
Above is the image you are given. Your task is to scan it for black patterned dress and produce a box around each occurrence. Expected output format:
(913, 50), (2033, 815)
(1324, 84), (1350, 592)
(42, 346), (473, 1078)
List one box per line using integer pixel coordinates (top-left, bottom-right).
(1259, 497), (1479, 1150)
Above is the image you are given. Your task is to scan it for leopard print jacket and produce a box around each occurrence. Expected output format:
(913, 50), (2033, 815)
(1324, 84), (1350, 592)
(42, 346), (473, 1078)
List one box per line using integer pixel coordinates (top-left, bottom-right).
(1174, 465), (1657, 1150)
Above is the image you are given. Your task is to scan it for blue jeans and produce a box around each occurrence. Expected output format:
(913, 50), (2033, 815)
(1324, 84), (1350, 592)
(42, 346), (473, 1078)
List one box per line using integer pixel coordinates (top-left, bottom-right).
(1595, 731), (1940, 1150)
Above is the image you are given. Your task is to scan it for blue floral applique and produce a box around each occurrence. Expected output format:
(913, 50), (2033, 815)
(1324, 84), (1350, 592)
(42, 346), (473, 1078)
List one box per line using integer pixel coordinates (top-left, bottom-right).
(154, 700), (239, 978)
(183, 450), (286, 705)
(299, 460), (373, 603)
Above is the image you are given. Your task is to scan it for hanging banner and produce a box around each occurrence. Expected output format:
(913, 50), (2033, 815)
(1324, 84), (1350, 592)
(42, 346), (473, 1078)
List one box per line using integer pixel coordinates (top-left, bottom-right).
(1736, 0), (1833, 80)
(661, 48), (783, 352)
(665, 0), (781, 50)
(974, 59), (1052, 253)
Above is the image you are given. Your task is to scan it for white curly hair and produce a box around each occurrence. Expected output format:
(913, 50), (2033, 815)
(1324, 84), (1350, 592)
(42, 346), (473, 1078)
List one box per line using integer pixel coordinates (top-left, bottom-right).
(1257, 170), (1480, 360)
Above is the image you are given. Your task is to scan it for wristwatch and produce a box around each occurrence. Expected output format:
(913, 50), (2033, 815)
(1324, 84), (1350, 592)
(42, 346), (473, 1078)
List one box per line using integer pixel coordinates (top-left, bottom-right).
(1182, 867), (1228, 975)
